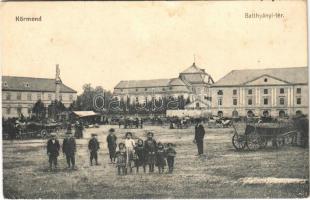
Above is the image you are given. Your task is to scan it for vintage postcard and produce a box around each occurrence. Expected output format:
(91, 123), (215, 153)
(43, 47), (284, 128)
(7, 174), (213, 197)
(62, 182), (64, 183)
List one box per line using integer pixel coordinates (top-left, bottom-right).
(0, 0), (308, 199)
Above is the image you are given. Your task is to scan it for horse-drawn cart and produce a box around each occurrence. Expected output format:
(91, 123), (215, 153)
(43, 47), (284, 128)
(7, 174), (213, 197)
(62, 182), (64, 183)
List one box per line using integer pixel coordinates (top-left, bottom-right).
(15, 121), (62, 139)
(232, 119), (298, 151)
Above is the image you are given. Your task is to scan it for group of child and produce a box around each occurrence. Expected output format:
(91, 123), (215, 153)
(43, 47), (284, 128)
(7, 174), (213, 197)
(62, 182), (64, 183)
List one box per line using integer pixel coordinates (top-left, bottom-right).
(114, 131), (177, 175)
(47, 128), (177, 175)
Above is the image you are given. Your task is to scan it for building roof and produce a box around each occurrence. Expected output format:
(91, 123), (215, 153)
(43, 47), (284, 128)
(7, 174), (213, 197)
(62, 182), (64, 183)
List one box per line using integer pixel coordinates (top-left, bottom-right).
(169, 78), (187, 86)
(180, 62), (206, 74)
(115, 78), (187, 89)
(115, 79), (171, 88)
(180, 74), (205, 84)
(179, 62), (214, 84)
(213, 67), (308, 86)
(2, 76), (77, 93)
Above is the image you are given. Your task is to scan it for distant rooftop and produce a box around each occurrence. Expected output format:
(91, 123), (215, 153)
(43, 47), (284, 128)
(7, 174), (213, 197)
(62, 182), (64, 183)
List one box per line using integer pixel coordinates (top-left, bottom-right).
(2, 76), (77, 93)
(213, 67), (308, 86)
(180, 62), (206, 74)
(114, 62), (212, 89)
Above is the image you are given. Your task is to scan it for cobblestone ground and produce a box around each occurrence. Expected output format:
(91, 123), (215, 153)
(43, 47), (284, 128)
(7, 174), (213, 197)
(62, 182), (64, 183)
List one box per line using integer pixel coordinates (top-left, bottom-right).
(3, 124), (309, 198)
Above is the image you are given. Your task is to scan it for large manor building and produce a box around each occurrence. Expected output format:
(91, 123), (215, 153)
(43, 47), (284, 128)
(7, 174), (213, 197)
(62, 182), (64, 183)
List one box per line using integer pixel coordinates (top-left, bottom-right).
(211, 67), (308, 117)
(113, 62), (214, 106)
(113, 64), (308, 117)
(2, 66), (77, 119)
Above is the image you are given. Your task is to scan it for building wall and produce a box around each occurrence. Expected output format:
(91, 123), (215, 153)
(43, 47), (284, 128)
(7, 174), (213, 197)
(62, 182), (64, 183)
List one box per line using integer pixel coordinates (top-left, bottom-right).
(113, 92), (193, 104)
(2, 90), (77, 119)
(113, 84), (212, 105)
(210, 84), (308, 117)
(114, 86), (212, 105)
(114, 85), (190, 95)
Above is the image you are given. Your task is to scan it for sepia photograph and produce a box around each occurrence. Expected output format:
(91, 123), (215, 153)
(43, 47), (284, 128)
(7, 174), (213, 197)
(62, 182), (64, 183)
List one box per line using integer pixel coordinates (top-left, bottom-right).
(0, 1), (309, 198)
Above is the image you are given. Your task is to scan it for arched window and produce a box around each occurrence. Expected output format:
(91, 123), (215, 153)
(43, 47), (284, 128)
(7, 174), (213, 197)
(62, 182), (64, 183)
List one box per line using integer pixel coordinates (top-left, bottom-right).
(279, 110), (285, 118)
(247, 110), (254, 117)
(262, 110), (269, 117)
(232, 110), (239, 118)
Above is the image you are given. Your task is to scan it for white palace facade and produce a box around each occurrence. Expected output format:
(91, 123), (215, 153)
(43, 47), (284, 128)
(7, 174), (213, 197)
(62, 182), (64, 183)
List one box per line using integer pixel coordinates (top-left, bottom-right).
(210, 67), (308, 117)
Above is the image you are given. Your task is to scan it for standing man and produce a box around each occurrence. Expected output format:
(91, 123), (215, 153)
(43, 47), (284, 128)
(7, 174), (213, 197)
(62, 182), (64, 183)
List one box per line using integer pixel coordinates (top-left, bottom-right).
(47, 133), (60, 171)
(293, 111), (309, 148)
(144, 132), (157, 172)
(88, 133), (100, 166)
(74, 120), (84, 139)
(106, 128), (117, 164)
(140, 118), (143, 129)
(194, 119), (205, 156)
(63, 132), (77, 169)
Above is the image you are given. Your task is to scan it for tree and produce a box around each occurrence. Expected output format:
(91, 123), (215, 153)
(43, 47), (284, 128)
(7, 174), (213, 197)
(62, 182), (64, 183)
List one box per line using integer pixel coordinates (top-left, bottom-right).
(70, 84), (115, 114)
(32, 100), (46, 120)
(48, 100), (67, 120)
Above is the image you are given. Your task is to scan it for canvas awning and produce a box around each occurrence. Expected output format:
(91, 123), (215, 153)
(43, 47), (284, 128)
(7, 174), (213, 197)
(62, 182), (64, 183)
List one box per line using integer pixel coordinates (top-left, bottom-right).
(72, 111), (99, 118)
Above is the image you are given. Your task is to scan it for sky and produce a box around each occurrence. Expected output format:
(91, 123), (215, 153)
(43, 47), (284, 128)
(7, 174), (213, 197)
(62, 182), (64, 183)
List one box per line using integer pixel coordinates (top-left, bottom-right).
(1, 1), (307, 94)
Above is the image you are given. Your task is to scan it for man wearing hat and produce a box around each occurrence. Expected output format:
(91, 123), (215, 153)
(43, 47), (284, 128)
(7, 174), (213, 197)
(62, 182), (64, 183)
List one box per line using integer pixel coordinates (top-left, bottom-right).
(74, 120), (84, 139)
(46, 133), (60, 171)
(194, 119), (205, 156)
(62, 132), (77, 169)
(88, 133), (100, 165)
(144, 132), (157, 172)
(293, 111), (309, 148)
(106, 128), (117, 163)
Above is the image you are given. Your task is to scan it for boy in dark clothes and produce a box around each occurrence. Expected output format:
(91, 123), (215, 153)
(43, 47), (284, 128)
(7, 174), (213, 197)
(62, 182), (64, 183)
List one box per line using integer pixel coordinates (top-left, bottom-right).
(166, 143), (177, 173)
(144, 132), (157, 173)
(134, 139), (146, 173)
(156, 142), (166, 174)
(88, 133), (100, 165)
(106, 128), (117, 163)
(62, 132), (77, 169)
(46, 133), (60, 171)
(115, 143), (127, 175)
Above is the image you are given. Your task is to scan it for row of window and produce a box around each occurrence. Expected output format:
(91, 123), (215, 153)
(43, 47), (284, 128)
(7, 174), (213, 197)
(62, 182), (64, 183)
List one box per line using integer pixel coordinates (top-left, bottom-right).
(5, 107), (32, 115)
(120, 87), (175, 93)
(218, 88), (302, 96)
(218, 97), (302, 106)
(4, 93), (73, 101)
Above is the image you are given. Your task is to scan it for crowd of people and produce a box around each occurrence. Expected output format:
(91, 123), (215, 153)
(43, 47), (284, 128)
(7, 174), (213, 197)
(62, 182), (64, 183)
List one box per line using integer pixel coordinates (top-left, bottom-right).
(46, 128), (177, 175)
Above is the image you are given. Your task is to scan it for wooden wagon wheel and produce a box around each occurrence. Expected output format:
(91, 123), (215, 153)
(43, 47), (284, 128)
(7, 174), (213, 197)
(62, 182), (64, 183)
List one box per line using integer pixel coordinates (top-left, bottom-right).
(246, 131), (261, 151)
(285, 131), (298, 145)
(232, 134), (246, 150)
(259, 137), (268, 148)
